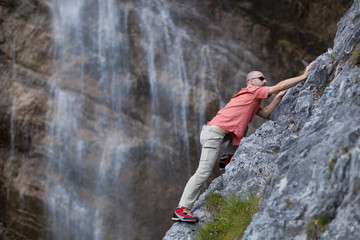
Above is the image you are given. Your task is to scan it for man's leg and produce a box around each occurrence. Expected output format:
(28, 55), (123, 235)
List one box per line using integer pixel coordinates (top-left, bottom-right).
(222, 136), (238, 155)
(219, 135), (238, 169)
(173, 125), (225, 222)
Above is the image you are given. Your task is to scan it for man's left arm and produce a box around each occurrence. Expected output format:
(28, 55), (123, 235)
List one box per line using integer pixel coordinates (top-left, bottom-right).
(257, 90), (286, 119)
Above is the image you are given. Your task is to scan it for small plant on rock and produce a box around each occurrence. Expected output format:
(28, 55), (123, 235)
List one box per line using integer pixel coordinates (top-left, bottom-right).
(195, 193), (261, 240)
(306, 215), (332, 240)
(328, 156), (338, 179)
(351, 44), (360, 67)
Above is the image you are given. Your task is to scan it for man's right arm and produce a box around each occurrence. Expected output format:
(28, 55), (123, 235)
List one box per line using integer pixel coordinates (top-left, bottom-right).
(268, 61), (314, 95)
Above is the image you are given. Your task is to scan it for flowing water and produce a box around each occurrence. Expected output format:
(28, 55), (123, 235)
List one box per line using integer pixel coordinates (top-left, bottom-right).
(45, 0), (227, 239)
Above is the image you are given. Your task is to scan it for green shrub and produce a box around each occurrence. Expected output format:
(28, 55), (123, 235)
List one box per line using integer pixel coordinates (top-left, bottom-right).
(306, 215), (332, 240)
(195, 193), (261, 240)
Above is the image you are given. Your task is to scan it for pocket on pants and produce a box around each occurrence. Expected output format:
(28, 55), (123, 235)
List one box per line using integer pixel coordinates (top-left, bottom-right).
(199, 138), (222, 168)
(200, 133), (224, 162)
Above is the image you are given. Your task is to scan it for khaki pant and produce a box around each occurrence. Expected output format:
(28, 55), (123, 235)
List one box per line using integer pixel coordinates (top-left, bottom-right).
(179, 125), (237, 209)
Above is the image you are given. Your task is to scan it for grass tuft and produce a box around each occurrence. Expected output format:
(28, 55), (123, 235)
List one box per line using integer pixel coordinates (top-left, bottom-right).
(195, 193), (261, 240)
(306, 215), (332, 240)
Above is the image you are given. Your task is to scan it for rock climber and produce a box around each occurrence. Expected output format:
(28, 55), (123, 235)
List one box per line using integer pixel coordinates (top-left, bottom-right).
(172, 61), (315, 223)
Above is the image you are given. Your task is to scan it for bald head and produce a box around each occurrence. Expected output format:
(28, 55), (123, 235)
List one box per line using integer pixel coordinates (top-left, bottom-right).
(246, 71), (263, 81)
(246, 71), (267, 86)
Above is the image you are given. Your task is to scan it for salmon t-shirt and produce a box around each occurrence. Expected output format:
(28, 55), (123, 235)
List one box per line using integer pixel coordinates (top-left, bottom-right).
(208, 86), (270, 145)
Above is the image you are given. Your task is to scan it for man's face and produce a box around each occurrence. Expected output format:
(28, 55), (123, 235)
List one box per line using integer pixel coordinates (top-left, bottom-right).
(247, 71), (267, 86)
(251, 76), (267, 86)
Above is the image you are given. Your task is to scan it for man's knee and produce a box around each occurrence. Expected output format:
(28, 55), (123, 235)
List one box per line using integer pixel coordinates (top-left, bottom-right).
(194, 168), (212, 184)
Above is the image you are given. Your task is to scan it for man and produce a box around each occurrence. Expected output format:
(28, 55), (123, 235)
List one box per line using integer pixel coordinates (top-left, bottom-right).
(172, 62), (314, 223)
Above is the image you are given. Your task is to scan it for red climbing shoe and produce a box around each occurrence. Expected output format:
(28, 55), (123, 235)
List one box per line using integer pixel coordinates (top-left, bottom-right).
(172, 206), (199, 223)
(219, 154), (232, 169)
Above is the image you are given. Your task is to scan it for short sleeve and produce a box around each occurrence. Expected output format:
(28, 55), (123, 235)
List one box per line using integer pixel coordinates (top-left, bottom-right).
(255, 86), (271, 99)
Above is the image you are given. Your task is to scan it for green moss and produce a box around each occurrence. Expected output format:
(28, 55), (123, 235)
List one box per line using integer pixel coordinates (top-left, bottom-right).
(355, 75), (360, 84)
(317, 87), (325, 96)
(278, 39), (292, 52)
(330, 54), (337, 62)
(351, 44), (360, 67)
(284, 199), (294, 206)
(196, 193), (261, 240)
(355, 179), (360, 194)
(306, 216), (332, 240)
(328, 156), (338, 179)
(233, 8), (253, 22)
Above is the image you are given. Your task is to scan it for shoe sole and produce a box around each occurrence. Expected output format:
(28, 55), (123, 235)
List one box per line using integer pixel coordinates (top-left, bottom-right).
(172, 217), (199, 223)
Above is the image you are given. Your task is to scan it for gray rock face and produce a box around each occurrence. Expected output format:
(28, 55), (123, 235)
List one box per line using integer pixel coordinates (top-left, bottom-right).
(164, 1), (360, 239)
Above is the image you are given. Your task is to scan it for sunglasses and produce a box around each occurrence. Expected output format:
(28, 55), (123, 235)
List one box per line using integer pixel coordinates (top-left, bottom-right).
(250, 76), (266, 81)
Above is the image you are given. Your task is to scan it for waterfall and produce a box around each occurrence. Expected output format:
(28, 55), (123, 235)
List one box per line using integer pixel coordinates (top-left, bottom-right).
(45, 0), (225, 239)
(138, 0), (193, 173)
(46, 0), (130, 238)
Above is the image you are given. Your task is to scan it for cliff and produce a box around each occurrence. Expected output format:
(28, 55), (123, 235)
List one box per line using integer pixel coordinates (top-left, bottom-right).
(0, 0), (354, 239)
(164, 0), (360, 239)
